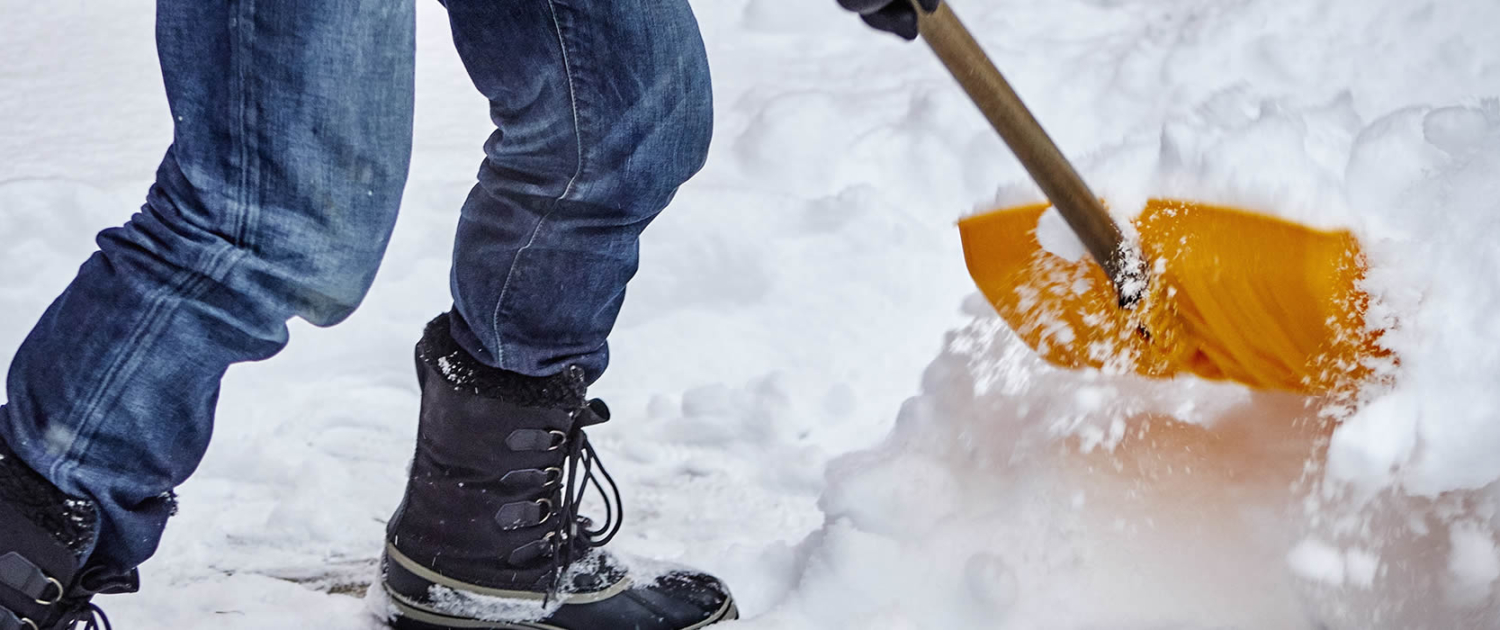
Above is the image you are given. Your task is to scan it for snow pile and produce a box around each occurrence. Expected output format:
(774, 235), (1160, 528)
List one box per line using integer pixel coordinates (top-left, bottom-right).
(740, 50), (1500, 630)
(744, 316), (1326, 628)
(740, 98), (1500, 626)
(1333, 103), (1500, 497)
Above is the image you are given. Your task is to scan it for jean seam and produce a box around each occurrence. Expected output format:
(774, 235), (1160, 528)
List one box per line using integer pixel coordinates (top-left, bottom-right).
(43, 278), (179, 485)
(47, 245), (245, 487)
(487, 0), (585, 371)
(546, 0), (584, 203)
(232, 0), (260, 249)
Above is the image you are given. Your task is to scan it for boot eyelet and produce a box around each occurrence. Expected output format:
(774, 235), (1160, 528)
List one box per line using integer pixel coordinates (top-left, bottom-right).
(536, 498), (554, 524)
(20, 618), (38, 630)
(33, 577), (62, 606)
(545, 431), (568, 451)
(543, 467), (563, 486)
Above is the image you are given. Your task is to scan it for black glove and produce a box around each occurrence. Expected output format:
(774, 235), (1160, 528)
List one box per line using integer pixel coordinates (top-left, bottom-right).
(839, 0), (939, 41)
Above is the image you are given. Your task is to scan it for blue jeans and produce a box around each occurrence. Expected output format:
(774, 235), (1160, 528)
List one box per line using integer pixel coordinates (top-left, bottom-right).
(0, 0), (711, 574)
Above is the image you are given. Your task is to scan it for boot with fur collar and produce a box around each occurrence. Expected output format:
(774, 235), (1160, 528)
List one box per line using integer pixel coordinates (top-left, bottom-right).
(0, 436), (137, 630)
(380, 314), (737, 630)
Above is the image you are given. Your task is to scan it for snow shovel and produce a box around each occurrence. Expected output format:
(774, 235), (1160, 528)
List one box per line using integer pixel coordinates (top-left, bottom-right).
(915, 2), (1386, 395)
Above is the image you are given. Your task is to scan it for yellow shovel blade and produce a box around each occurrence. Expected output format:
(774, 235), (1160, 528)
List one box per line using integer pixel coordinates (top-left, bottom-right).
(958, 199), (1386, 395)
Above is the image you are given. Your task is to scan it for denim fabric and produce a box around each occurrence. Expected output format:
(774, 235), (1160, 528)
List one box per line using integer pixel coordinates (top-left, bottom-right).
(442, 0), (713, 382)
(1, 0), (711, 574)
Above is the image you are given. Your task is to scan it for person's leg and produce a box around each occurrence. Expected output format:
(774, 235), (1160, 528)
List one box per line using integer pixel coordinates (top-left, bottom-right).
(379, 2), (728, 629)
(1, 0), (416, 576)
(441, 0), (714, 383)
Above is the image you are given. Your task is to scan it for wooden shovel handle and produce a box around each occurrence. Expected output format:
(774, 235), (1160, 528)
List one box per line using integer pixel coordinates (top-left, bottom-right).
(916, 2), (1144, 305)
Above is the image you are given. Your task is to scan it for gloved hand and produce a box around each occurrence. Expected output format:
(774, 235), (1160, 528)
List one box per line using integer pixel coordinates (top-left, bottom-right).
(838, 0), (939, 41)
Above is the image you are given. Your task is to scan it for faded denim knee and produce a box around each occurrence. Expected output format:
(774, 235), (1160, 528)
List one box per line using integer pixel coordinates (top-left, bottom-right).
(444, 0), (715, 379)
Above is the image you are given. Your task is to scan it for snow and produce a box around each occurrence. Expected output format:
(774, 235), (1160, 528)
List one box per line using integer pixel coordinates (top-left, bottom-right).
(1447, 523), (1500, 607)
(421, 584), (556, 622)
(5, 0), (1500, 629)
(1034, 207), (1089, 263)
(1286, 539), (1350, 587)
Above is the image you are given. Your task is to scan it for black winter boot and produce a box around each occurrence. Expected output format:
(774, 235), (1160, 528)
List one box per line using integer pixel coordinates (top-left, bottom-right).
(0, 438), (137, 630)
(380, 315), (737, 630)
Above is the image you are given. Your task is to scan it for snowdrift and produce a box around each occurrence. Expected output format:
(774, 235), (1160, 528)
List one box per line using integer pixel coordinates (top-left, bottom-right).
(743, 97), (1500, 629)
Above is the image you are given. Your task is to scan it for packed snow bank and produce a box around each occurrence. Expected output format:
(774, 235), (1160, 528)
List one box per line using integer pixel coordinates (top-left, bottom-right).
(741, 314), (1326, 629)
(1336, 104), (1500, 498)
(741, 95), (1500, 629)
(718, 0), (1500, 624)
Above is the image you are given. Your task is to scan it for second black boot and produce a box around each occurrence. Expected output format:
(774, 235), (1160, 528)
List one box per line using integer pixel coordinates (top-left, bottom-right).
(0, 436), (138, 630)
(380, 315), (737, 630)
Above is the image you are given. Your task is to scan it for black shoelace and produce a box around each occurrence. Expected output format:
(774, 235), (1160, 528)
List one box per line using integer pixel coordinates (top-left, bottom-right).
(545, 404), (623, 597)
(60, 603), (111, 630)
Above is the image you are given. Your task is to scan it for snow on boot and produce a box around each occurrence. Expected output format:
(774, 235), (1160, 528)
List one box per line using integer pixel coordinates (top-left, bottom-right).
(380, 315), (738, 630)
(0, 438), (137, 630)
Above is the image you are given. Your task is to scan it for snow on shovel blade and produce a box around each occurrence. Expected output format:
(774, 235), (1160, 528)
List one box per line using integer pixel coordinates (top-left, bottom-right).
(958, 199), (1388, 395)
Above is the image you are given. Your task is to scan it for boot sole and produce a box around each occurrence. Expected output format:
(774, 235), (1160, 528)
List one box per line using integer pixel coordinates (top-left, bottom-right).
(383, 585), (739, 630)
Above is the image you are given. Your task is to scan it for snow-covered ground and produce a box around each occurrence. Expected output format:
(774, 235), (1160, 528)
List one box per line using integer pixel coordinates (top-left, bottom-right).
(4, 0), (1500, 628)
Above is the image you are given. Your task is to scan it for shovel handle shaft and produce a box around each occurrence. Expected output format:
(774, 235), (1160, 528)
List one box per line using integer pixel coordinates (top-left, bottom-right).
(916, 2), (1144, 304)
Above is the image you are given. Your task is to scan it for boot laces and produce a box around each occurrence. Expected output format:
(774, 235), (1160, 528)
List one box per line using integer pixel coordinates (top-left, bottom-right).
(58, 603), (111, 630)
(545, 401), (623, 596)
